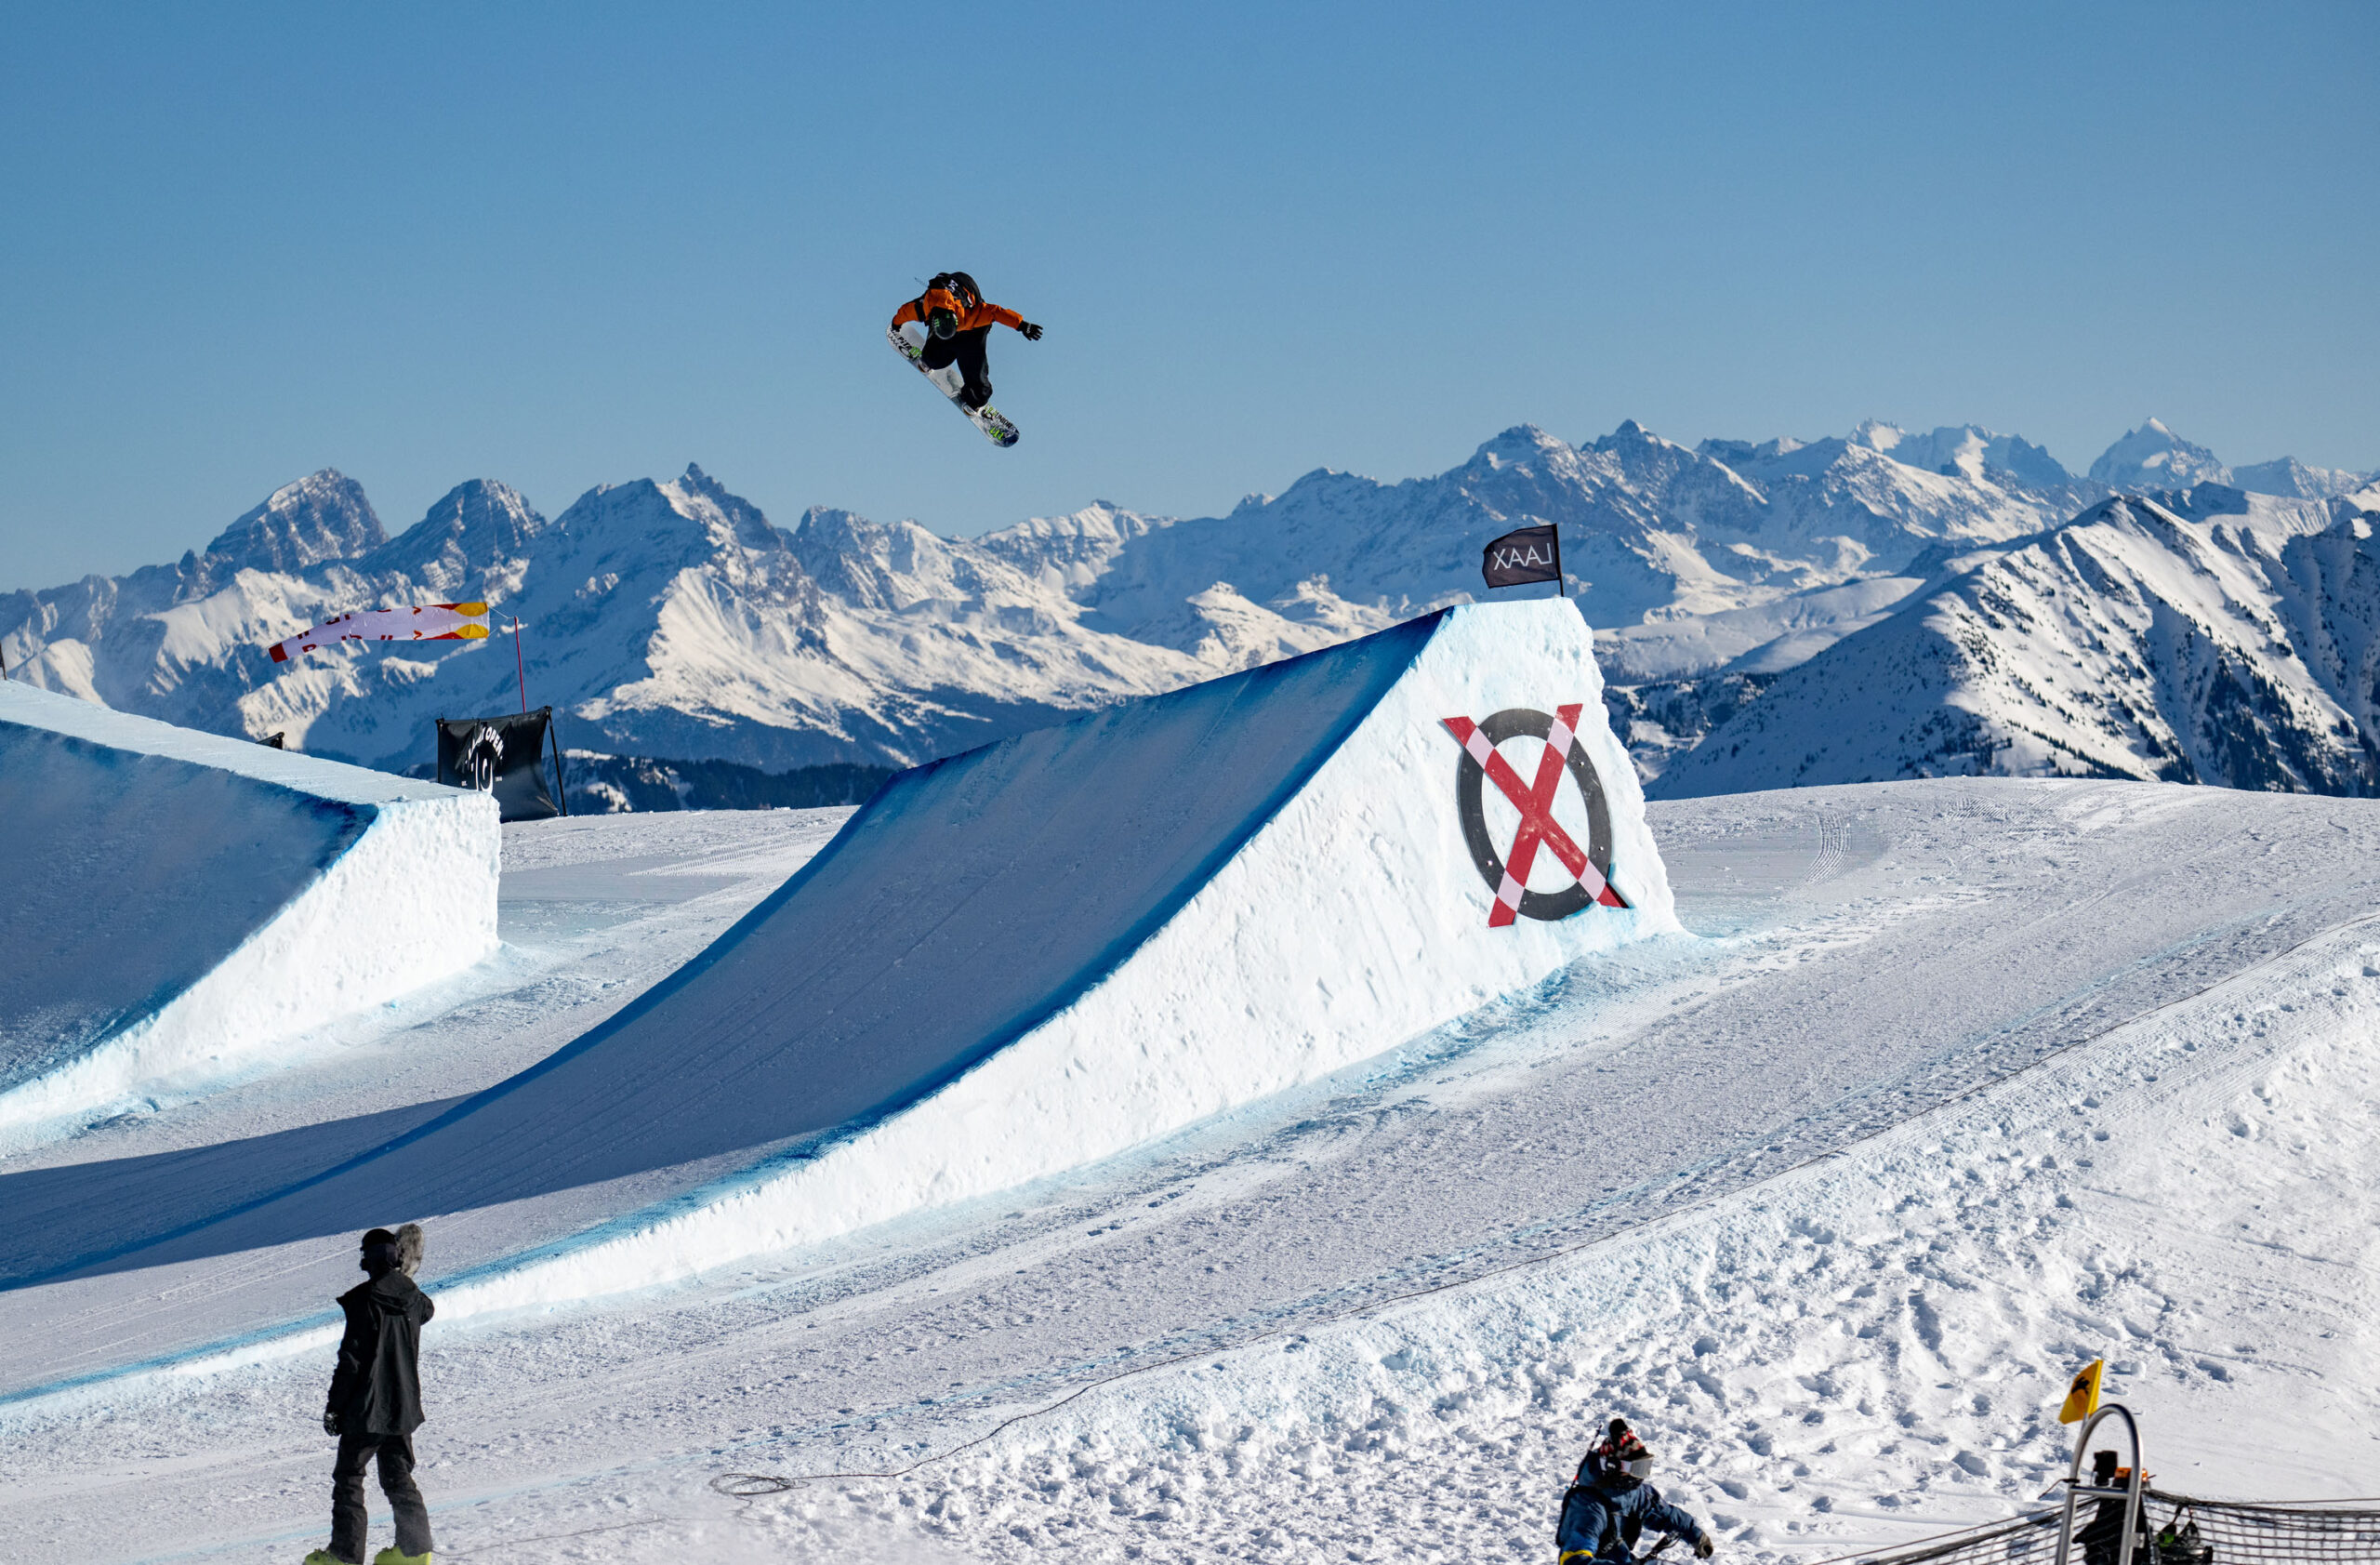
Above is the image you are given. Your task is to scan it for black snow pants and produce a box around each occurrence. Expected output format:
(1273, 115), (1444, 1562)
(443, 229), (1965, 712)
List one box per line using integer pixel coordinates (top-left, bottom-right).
(919, 325), (994, 407)
(330, 1431), (431, 1562)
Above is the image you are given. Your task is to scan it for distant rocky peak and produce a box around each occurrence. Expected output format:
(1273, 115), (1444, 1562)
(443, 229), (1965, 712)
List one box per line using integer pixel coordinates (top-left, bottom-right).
(662, 463), (782, 553)
(1470, 424), (1571, 469)
(1593, 418), (1692, 457)
(552, 468), (783, 572)
(375, 479), (547, 576)
(1696, 433), (1809, 466)
(786, 503), (905, 569)
(193, 470), (383, 585)
(318, 482), (537, 604)
(787, 505), (963, 609)
(976, 500), (1162, 555)
(2230, 455), (2372, 501)
(2089, 418), (2230, 490)
(2080, 492), (2192, 533)
(1852, 422), (2074, 490)
(787, 503), (871, 548)
(1851, 419), (1979, 475)
(1587, 419), (1724, 488)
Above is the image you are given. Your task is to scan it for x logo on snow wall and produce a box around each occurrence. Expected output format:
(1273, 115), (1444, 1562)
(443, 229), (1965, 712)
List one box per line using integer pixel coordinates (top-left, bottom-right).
(1442, 704), (1629, 928)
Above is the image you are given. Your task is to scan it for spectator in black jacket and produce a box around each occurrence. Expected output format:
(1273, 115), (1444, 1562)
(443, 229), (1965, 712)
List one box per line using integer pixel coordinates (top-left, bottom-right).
(305, 1225), (434, 1565)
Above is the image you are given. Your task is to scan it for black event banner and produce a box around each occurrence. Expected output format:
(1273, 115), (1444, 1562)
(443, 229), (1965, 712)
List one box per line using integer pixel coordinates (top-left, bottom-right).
(1481, 524), (1562, 590)
(436, 708), (563, 822)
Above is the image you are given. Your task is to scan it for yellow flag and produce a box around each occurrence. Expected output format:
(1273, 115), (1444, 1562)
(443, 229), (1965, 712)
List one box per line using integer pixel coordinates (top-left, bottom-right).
(2059, 1359), (2104, 1424)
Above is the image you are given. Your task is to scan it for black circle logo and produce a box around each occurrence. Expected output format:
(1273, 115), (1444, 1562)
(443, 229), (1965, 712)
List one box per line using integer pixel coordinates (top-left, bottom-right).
(1451, 707), (1620, 922)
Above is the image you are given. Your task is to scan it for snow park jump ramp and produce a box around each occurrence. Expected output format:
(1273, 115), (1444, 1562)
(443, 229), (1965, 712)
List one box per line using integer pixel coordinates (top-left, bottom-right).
(0, 598), (1678, 1384)
(0, 682), (499, 1151)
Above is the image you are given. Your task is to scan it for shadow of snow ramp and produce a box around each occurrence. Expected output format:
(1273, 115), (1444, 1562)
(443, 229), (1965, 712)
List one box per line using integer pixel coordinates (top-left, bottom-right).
(34, 600), (1676, 1302)
(0, 683), (499, 1145)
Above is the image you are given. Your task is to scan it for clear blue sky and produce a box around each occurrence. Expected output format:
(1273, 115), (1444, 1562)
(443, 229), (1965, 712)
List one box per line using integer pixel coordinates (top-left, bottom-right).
(3, 2), (2373, 589)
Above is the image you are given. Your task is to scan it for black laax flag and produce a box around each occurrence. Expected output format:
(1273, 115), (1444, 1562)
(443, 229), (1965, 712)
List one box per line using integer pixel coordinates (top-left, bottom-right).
(1482, 524), (1562, 590)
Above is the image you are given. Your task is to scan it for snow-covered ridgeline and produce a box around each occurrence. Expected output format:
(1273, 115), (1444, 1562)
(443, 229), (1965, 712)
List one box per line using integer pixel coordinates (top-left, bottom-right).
(1653, 486), (2380, 798)
(2089, 417), (2371, 499)
(0, 418), (2367, 794)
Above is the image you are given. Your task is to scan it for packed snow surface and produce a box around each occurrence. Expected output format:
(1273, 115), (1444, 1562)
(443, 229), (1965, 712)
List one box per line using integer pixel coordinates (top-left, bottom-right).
(0, 598), (1672, 1361)
(0, 683), (498, 1149)
(4, 776), (2377, 1564)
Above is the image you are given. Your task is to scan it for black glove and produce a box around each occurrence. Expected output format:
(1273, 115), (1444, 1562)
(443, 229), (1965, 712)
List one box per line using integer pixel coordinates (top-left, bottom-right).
(1018, 321), (1043, 341)
(1695, 1533), (1715, 1558)
(323, 1410), (342, 1437)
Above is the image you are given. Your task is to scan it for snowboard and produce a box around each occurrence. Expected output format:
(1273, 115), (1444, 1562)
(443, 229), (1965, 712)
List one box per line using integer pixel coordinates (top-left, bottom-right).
(890, 325), (1019, 447)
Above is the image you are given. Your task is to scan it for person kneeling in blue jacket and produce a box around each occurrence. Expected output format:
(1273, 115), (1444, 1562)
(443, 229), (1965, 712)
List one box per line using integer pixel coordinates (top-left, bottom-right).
(1557, 1418), (1715, 1565)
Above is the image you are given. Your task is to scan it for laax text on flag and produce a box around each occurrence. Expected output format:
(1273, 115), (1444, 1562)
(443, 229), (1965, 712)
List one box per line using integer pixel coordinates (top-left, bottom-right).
(1481, 524), (1562, 590)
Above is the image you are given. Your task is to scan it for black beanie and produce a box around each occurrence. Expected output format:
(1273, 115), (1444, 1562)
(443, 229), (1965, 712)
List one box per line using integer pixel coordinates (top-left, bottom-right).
(360, 1228), (400, 1276)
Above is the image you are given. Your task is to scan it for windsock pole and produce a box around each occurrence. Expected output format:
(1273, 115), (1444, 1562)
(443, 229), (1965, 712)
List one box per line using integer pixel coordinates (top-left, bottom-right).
(512, 617), (528, 713)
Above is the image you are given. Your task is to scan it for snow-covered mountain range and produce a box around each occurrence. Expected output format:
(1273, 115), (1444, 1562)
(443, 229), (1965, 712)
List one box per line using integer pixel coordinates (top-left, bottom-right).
(1, 418), (2370, 795)
(1651, 484), (2380, 798)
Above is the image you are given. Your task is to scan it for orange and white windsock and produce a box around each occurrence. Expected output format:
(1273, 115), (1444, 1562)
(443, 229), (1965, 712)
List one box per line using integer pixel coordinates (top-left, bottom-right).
(268, 603), (492, 663)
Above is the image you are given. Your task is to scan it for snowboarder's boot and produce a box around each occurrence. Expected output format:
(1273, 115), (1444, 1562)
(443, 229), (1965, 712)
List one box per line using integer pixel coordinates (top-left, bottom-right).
(301, 1553), (357, 1565)
(372, 1549), (431, 1565)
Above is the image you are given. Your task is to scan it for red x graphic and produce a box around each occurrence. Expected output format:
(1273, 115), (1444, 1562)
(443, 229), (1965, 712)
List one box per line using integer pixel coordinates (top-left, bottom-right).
(1442, 703), (1624, 927)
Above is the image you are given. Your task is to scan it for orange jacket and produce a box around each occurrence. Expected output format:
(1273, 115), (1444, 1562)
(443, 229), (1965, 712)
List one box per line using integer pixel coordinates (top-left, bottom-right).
(891, 288), (1025, 336)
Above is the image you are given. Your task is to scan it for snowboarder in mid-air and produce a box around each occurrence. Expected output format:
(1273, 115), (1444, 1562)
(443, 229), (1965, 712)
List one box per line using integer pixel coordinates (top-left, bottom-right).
(888, 271), (1042, 447)
(1556, 1419), (1716, 1565)
(305, 1225), (435, 1565)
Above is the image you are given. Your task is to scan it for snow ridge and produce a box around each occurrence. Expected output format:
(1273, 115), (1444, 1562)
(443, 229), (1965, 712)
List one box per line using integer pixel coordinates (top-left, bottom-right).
(1651, 487), (2380, 797)
(0, 418), (2368, 795)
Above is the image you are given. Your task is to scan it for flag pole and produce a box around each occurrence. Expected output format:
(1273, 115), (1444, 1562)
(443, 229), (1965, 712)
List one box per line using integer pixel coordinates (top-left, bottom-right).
(512, 616), (528, 714)
(1555, 526), (1566, 597)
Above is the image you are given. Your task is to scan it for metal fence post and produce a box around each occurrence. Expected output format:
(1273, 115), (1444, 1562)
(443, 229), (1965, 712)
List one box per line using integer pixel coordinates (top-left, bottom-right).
(2055, 1403), (2146, 1565)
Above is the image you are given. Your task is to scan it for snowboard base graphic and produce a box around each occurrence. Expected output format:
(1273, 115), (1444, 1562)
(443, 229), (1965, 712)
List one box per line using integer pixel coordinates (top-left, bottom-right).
(891, 325), (1019, 447)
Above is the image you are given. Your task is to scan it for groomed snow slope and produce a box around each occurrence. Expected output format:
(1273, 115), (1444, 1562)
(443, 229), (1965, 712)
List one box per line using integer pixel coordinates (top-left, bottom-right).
(5, 779), (2376, 1565)
(0, 683), (498, 1148)
(1, 598), (1672, 1353)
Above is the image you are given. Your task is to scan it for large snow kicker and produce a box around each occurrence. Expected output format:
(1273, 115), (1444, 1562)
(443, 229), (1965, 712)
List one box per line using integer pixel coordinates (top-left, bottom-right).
(21, 599), (1675, 1310)
(0, 683), (499, 1146)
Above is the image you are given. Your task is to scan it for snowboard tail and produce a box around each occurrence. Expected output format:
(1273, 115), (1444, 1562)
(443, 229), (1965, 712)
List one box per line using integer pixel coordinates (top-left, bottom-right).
(891, 326), (1019, 447)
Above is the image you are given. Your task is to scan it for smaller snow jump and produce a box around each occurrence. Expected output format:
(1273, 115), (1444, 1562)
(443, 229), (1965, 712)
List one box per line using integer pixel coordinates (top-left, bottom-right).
(888, 271), (1042, 447)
